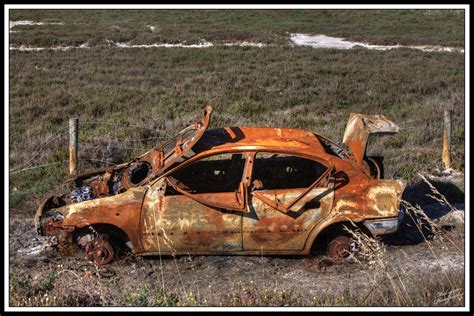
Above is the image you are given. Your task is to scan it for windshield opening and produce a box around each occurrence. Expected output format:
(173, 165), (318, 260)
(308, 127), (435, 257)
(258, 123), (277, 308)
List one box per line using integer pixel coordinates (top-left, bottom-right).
(316, 134), (351, 159)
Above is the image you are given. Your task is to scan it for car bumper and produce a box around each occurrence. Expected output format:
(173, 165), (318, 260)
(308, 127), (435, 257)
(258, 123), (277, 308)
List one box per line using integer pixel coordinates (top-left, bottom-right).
(362, 216), (400, 236)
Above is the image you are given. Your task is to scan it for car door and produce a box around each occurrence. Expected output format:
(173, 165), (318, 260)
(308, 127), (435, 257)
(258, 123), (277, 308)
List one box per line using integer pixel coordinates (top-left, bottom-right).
(243, 152), (335, 253)
(140, 152), (248, 254)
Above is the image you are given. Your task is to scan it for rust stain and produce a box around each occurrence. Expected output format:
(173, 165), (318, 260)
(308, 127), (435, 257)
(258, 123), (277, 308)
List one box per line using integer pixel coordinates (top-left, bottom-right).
(34, 105), (405, 264)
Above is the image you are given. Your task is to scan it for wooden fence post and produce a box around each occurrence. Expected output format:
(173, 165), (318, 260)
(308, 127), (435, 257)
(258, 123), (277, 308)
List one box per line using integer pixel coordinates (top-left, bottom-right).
(69, 118), (79, 175)
(442, 110), (452, 170)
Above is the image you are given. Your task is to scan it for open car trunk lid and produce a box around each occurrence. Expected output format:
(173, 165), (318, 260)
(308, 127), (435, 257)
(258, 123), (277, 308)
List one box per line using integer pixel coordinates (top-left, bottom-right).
(342, 113), (400, 165)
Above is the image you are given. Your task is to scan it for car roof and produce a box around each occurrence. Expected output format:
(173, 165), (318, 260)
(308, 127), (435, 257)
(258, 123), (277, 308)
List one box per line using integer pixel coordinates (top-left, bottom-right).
(193, 126), (328, 156)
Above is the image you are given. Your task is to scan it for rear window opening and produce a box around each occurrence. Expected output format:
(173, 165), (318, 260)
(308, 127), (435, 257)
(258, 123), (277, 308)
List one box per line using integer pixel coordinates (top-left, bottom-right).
(316, 134), (350, 159)
(252, 153), (328, 190)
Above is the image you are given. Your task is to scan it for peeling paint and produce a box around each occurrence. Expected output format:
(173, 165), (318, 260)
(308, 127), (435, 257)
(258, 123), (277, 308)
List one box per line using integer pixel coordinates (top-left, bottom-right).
(34, 106), (405, 264)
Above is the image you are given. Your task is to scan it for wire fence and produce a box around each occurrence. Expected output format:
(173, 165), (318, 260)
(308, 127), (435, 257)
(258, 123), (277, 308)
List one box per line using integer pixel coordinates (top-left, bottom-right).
(375, 113), (464, 167)
(81, 121), (174, 139)
(9, 112), (465, 176)
(9, 120), (172, 175)
(9, 128), (69, 174)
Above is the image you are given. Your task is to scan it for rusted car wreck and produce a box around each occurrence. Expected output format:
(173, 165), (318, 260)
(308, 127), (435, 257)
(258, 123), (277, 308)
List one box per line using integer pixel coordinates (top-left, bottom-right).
(35, 106), (405, 264)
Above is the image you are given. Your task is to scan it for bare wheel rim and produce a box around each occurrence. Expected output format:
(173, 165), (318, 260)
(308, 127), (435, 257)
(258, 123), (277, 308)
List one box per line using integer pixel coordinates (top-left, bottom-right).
(85, 236), (114, 265)
(328, 235), (351, 261)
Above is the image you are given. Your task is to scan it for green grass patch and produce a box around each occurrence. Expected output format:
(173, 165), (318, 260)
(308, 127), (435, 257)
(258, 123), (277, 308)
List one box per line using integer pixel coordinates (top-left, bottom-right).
(9, 9), (464, 47)
(10, 165), (67, 209)
(8, 11), (465, 215)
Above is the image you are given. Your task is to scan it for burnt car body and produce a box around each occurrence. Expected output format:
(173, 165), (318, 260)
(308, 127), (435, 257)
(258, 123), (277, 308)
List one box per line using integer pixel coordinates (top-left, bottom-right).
(35, 106), (405, 264)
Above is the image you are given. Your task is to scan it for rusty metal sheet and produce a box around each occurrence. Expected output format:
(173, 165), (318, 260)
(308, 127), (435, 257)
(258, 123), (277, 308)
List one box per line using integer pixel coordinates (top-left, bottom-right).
(243, 186), (335, 252)
(33, 107), (406, 264)
(342, 113), (400, 165)
(141, 179), (242, 254)
(363, 179), (406, 218)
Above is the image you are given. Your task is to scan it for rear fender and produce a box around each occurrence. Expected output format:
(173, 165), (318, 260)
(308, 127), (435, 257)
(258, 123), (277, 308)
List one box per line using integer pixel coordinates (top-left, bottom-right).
(364, 179), (406, 219)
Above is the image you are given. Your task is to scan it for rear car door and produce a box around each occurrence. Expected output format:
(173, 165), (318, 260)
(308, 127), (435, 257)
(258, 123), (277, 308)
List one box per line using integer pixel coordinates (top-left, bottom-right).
(243, 152), (335, 253)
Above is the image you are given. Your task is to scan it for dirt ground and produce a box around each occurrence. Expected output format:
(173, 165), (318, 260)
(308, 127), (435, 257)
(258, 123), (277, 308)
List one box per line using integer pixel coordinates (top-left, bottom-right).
(7, 9), (466, 308)
(9, 192), (465, 307)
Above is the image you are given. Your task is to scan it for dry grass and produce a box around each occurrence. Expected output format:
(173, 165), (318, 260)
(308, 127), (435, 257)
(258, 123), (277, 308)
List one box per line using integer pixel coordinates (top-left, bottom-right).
(9, 176), (464, 307)
(8, 9), (465, 308)
(341, 225), (464, 306)
(340, 174), (465, 307)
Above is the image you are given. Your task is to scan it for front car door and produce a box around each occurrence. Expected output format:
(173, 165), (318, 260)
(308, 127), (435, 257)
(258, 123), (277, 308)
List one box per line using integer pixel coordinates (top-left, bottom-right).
(140, 152), (248, 254)
(243, 152), (335, 253)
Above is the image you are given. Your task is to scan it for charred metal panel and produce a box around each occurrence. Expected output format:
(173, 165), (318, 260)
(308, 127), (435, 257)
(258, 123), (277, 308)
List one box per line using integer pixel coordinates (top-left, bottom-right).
(33, 106), (406, 264)
(363, 179), (405, 219)
(62, 187), (147, 251)
(302, 177), (404, 252)
(64, 106), (213, 195)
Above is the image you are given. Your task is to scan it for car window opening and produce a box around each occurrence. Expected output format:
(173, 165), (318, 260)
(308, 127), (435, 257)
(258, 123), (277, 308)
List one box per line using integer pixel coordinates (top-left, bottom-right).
(167, 153), (246, 195)
(316, 134), (350, 159)
(252, 153), (328, 190)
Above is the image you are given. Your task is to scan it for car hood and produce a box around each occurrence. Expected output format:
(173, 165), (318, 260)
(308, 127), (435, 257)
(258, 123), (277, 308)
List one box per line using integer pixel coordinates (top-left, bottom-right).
(34, 106), (213, 234)
(67, 105), (213, 187)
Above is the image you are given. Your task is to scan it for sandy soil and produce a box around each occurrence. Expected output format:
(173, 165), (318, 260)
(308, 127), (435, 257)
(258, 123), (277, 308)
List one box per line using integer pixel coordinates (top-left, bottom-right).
(289, 33), (465, 53)
(9, 20), (463, 53)
(8, 196), (465, 306)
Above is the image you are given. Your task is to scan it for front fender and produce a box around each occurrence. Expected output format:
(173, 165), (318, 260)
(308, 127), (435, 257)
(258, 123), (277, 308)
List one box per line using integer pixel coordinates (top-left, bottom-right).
(35, 195), (66, 234)
(64, 187), (148, 251)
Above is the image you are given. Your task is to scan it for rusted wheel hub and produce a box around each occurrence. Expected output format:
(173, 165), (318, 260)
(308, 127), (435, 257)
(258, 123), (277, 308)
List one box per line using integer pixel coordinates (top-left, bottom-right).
(328, 235), (352, 261)
(85, 236), (114, 265)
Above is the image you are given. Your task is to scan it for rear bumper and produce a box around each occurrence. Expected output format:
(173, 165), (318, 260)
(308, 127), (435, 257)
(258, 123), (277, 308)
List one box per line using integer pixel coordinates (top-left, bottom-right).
(362, 216), (399, 236)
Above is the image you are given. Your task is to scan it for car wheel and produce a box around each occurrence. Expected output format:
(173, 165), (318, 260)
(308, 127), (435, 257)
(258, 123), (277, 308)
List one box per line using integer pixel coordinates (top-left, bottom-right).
(84, 234), (115, 265)
(327, 235), (353, 261)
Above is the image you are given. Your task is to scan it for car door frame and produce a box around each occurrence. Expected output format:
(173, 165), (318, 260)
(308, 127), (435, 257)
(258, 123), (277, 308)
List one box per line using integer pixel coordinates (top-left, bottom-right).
(162, 150), (250, 211)
(242, 150), (336, 253)
(139, 150), (251, 254)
